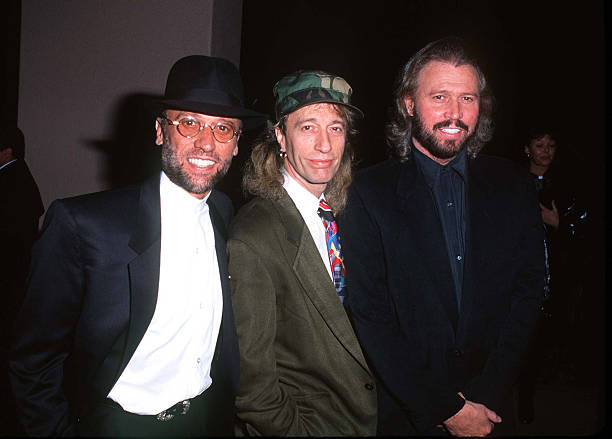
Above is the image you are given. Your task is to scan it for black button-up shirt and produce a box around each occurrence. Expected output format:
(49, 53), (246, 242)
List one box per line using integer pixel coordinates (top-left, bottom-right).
(413, 146), (468, 309)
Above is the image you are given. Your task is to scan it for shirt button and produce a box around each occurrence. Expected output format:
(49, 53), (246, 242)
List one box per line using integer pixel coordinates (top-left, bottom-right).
(365, 383), (375, 391)
(447, 201), (454, 207)
(196, 357), (201, 364)
(453, 349), (463, 357)
(456, 255), (462, 261)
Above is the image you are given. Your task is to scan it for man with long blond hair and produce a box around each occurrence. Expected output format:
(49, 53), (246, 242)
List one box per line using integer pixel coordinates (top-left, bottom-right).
(228, 70), (376, 436)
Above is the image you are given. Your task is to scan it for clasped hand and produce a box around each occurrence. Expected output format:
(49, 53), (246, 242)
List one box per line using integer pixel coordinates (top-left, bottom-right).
(442, 392), (501, 437)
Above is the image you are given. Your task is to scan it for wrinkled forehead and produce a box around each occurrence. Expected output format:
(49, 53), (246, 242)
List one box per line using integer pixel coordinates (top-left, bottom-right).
(287, 102), (347, 123)
(416, 61), (480, 93)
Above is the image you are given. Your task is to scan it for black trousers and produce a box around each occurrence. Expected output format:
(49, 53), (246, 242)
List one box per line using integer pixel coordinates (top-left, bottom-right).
(78, 390), (232, 437)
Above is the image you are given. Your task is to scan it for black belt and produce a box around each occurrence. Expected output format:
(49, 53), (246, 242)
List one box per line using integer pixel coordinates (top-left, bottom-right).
(155, 399), (192, 421)
(105, 396), (196, 422)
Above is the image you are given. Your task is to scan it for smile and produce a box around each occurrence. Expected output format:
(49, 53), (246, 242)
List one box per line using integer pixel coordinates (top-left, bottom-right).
(188, 158), (216, 168)
(439, 127), (462, 134)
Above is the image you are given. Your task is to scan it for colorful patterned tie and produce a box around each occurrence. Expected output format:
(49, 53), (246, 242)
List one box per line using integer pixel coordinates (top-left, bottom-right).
(317, 199), (346, 304)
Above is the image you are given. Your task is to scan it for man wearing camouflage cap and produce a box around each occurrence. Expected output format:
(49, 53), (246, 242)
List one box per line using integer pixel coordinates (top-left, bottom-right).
(227, 70), (377, 435)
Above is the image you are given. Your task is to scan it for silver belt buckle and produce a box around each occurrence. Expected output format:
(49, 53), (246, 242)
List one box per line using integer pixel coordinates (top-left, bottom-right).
(155, 399), (191, 422)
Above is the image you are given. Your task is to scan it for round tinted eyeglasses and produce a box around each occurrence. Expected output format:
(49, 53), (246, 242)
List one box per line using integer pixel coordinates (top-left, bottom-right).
(162, 116), (241, 143)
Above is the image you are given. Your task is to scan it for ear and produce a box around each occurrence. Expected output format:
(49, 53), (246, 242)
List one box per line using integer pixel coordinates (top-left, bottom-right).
(274, 126), (286, 152)
(403, 96), (415, 117)
(155, 118), (163, 146)
(232, 143), (239, 157)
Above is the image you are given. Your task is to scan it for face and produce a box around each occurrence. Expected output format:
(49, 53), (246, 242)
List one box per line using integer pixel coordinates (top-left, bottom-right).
(275, 103), (346, 198)
(155, 109), (240, 199)
(525, 134), (557, 168)
(404, 61), (480, 164)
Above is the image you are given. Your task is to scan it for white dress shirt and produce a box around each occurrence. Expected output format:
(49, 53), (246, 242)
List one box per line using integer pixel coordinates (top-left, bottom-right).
(282, 169), (333, 280)
(107, 172), (223, 414)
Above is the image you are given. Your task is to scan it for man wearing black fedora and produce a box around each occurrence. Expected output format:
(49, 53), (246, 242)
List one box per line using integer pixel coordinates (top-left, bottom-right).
(9, 55), (265, 436)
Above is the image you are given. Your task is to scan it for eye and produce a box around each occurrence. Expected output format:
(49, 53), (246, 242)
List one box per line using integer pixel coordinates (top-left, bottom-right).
(301, 125), (313, 131)
(216, 123), (231, 132)
(462, 96), (475, 103)
(330, 126), (345, 134)
(432, 94), (448, 103)
(180, 118), (199, 127)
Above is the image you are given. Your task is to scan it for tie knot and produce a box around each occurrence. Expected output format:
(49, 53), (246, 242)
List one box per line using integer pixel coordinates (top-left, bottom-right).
(318, 199), (334, 222)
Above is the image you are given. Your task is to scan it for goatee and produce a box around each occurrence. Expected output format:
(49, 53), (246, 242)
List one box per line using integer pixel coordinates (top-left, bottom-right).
(411, 109), (474, 160)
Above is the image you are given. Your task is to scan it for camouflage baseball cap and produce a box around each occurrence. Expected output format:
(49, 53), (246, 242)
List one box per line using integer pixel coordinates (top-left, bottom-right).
(273, 70), (363, 121)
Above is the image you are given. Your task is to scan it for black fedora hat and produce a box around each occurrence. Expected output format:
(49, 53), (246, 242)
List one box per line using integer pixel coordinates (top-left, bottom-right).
(155, 55), (266, 128)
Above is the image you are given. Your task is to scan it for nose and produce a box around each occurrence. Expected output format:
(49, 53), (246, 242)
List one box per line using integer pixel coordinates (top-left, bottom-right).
(315, 130), (332, 153)
(445, 99), (463, 121)
(194, 125), (215, 151)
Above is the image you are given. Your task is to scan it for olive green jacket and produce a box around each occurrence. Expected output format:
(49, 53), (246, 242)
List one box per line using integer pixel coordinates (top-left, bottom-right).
(228, 191), (377, 436)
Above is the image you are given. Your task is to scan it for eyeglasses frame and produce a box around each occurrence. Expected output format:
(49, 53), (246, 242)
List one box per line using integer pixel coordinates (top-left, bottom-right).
(162, 116), (242, 143)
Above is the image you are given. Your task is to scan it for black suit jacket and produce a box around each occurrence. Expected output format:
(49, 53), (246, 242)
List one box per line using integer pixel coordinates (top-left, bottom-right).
(9, 175), (239, 436)
(0, 159), (44, 338)
(339, 155), (545, 434)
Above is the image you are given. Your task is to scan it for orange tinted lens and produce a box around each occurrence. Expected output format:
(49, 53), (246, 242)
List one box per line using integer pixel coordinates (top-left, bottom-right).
(177, 118), (201, 137)
(213, 123), (235, 142)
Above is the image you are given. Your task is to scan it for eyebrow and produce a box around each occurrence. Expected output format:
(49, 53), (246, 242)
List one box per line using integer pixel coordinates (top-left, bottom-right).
(293, 117), (345, 127)
(175, 113), (239, 127)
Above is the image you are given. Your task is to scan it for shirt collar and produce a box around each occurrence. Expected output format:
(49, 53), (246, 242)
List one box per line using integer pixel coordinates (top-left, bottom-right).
(282, 168), (324, 214)
(160, 171), (210, 216)
(412, 143), (468, 189)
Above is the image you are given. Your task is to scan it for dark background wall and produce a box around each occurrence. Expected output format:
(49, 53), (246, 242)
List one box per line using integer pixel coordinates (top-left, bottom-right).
(2, 0), (243, 211)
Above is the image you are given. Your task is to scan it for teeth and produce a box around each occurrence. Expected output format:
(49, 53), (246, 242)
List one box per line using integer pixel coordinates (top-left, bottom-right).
(188, 158), (214, 167)
(441, 128), (461, 134)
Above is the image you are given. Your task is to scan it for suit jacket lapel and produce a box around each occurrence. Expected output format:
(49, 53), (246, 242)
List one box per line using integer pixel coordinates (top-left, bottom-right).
(276, 192), (371, 373)
(396, 159), (460, 330)
(121, 176), (162, 376)
(207, 194), (238, 370)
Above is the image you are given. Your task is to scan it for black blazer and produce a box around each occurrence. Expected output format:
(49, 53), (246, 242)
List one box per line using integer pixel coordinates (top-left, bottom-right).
(9, 175), (239, 436)
(339, 155), (545, 434)
(0, 159), (44, 342)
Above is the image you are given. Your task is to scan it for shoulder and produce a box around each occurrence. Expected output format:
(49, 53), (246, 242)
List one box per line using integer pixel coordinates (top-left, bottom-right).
(45, 180), (149, 231)
(354, 159), (402, 182)
(230, 196), (281, 237)
(470, 153), (533, 189)
(352, 159), (403, 191)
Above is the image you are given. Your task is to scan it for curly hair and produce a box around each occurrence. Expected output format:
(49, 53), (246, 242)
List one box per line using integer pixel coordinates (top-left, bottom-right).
(243, 104), (358, 213)
(386, 36), (495, 162)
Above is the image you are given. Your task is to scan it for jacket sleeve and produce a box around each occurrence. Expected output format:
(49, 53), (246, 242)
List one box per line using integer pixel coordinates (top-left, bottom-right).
(340, 184), (465, 432)
(463, 174), (545, 410)
(228, 236), (332, 436)
(9, 200), (84, 436)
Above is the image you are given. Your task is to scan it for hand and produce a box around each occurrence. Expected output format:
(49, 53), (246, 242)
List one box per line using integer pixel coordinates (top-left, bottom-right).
(540, 200), (559, 229)
(442, 394), (501, 437)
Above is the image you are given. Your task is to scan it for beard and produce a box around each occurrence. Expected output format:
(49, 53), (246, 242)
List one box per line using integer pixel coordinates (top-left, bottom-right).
(411, 108), (475, 160)
(161, 131), (232, 196)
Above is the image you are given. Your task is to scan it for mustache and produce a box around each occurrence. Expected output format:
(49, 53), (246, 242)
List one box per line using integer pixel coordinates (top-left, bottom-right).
(433, 119), (469, 131)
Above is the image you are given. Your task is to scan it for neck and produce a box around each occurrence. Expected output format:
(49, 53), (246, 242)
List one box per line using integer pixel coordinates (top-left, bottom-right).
(529, 162), (549, 176)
